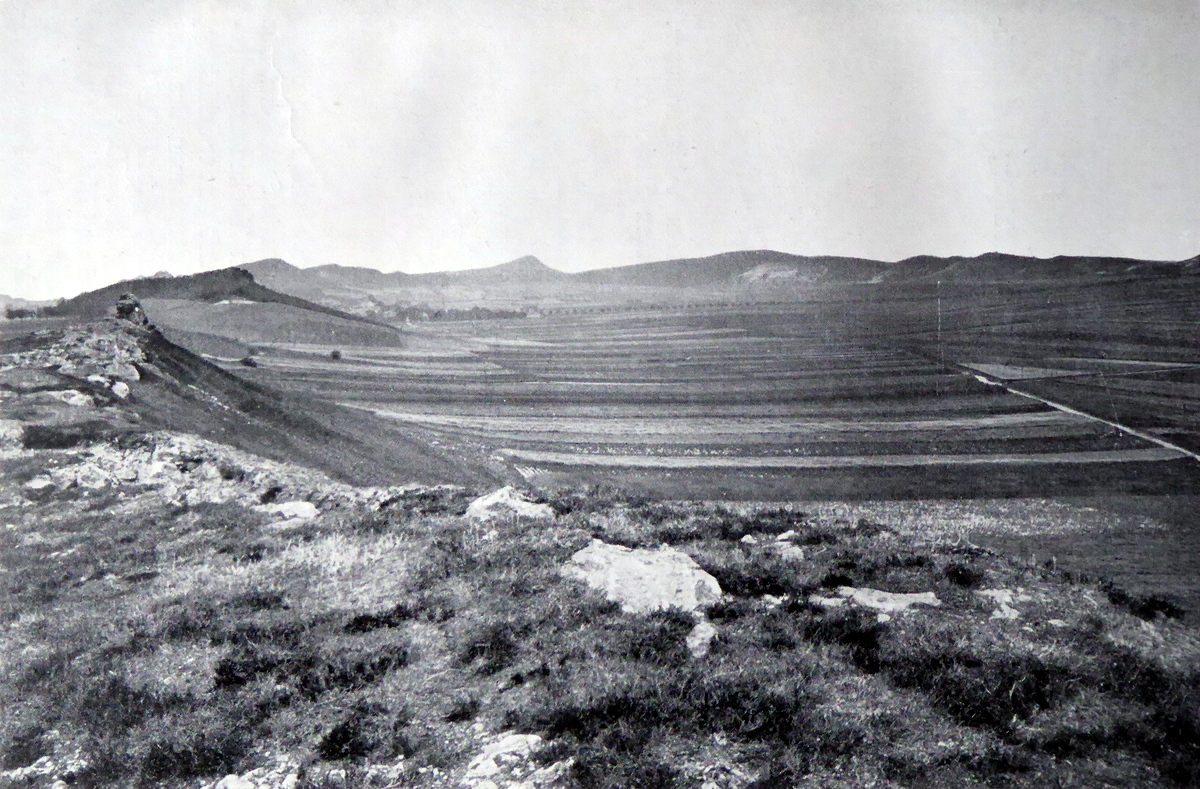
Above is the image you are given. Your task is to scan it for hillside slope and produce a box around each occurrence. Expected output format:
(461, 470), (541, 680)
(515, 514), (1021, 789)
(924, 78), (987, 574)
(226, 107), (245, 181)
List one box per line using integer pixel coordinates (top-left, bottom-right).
(0, 317), (491, 487)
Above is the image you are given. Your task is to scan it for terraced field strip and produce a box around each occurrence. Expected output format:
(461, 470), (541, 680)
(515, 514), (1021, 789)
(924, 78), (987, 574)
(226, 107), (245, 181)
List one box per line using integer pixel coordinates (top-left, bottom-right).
(496, 447), (1183, 469)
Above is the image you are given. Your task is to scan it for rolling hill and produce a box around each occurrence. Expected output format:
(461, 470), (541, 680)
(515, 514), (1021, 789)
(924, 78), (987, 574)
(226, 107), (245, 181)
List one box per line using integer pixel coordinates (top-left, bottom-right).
(42, 267), (404, 349)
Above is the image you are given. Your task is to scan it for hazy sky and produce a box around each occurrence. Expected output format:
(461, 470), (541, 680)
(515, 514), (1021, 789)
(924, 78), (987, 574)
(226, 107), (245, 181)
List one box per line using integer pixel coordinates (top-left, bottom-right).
(2, 0), (1198, 299)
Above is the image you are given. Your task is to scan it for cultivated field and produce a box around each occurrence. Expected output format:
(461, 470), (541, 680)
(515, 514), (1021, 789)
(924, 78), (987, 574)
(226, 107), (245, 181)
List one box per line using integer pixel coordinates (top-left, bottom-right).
(229, 292), (1200, 620)
(237, 301), (1200, 500)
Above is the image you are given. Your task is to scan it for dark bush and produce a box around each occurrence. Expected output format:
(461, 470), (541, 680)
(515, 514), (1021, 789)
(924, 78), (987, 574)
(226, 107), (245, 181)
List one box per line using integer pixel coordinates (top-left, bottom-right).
(140, 722), (251, 782)
(459, 621), (523, 675)
(1101, 581), (1185, 621)
(318, 703), (390, 761)
(945, 562), (985, 588)
(613, 610), (694, 666)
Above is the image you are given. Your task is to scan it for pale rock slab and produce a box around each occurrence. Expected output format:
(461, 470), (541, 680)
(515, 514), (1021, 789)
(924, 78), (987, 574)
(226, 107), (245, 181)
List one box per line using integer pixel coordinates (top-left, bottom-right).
(811, 586), (942, 614)
(254, 501), (320, 521)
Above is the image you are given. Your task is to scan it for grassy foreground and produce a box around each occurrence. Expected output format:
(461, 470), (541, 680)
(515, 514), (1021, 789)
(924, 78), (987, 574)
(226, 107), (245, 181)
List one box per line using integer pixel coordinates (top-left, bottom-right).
(2, 486), (1199, 788)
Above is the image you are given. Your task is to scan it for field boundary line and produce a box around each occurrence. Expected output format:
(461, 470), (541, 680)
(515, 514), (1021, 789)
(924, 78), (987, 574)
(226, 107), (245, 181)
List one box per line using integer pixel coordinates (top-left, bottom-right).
(952, 365), (1200, 464)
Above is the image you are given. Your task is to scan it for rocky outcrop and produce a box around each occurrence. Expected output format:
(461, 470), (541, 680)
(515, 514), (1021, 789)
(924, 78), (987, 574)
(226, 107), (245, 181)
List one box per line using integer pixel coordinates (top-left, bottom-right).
(562, 539), (724, 658)
(1, 321), (148, 383)
(114, 293), (150, 325)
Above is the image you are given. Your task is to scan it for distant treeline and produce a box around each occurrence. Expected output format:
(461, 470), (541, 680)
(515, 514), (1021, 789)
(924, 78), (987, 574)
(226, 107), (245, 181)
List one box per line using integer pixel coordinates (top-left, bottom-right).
(378, 305), (528, 322)
(5, 299), (63, 319)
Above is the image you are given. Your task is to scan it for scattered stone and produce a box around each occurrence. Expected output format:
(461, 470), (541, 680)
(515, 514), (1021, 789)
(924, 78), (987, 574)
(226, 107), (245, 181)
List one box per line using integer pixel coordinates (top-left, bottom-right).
(763, 542), (805, 562)
(562, 539), (723, 615)
(110, 381), (131, 399)
(18, 431), (454, 512)
(775, 530), (798, 541)
(1048, 619), (1068, 628)
(214, 774), (253, 789)
(811, 587), (942, 614)
(466, 486), (555, 522)
(739, 534), (758, 544)
(977, 588), (1033, 620)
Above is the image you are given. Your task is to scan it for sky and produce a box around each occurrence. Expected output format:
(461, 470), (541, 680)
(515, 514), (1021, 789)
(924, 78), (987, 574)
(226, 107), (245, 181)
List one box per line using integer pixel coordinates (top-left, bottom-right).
(2, 0), (1198, 300)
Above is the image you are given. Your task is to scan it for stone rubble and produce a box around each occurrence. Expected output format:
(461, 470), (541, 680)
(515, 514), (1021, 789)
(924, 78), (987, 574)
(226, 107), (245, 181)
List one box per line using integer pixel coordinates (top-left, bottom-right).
(20, 430), (460, 514)
(0, 734), (89, 787)
(0, 320), (148, 389)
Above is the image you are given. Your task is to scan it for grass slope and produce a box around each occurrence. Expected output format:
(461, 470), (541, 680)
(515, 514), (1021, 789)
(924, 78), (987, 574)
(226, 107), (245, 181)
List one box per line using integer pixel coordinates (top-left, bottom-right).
(2, 489), (1198, 788)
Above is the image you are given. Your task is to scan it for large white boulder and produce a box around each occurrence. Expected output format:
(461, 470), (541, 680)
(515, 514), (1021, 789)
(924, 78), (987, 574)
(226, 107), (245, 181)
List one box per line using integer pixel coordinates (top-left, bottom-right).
(562, 539), (723, 615)
(563, 540), (724, 659)
(465, 486), (555, 522)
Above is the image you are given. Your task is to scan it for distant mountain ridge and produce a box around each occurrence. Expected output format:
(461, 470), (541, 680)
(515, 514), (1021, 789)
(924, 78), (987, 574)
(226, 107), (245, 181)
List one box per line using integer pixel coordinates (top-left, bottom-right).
(234, 249), (1199, 314)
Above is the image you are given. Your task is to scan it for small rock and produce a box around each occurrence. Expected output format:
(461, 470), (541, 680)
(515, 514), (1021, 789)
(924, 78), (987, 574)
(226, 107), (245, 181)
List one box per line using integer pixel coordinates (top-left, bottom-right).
(214, 774), (253, 789)
(1048, 619), (1068, 628)
(111, 381), (131, 399)
(739, 534), (758, 544)
(466, 486), (555, 522)
(775, 530), (798, 541)
(527, 758), (575, 786)
(977, 589), (1032, 620)
(686, 617), (718, 658)
(104, 362), (141, 382)
(48, 389), (93, 407)
(465, 733), (543, 780)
